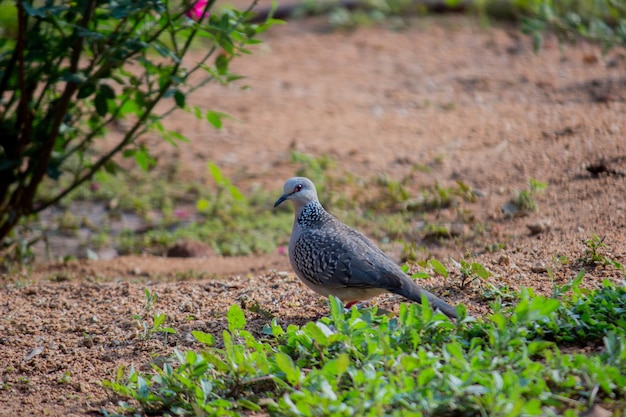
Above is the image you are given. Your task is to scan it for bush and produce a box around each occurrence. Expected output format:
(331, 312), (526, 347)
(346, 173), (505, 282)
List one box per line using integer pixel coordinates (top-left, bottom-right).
(0, 0), (278, 252)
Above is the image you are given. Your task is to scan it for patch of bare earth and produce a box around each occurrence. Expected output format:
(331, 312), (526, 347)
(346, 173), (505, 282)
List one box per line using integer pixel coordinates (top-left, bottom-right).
(1, 14), (625, 416)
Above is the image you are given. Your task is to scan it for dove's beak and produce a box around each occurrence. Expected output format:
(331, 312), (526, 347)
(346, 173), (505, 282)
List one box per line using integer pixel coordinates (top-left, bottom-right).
(274, 194), (288, 208)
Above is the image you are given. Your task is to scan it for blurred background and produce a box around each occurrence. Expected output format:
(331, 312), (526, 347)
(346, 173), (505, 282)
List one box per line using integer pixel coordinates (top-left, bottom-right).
(1, 0), (624, 272)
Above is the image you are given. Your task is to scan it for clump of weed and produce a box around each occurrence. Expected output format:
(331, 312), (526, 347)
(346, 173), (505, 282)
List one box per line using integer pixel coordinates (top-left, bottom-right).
(504, 178), (547, 216)
(133, 289), (177, 342)
(579, 234), (625, 273)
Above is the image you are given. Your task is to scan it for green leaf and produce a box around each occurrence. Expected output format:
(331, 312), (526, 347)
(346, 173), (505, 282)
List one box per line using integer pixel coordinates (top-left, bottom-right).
(304, 322), (329, 346)
(163, 130), (190, 146)
(193, 105), (203, 119)
(102, 160), (119, 175)
(228, 185), (246, 202)
(134, 147), (154, 171)
(429, 259), (448, 278)
(134, 151), (150, 171)
(207, 162), (224, 184)
(159, 327), (177, 334)
(99, 83), (115, 99)
(532, 32), (542, 52)
(136, 376), (149, 399)
(192, 331), (215, 346)
(118, 98), (140, 117)
(202, 351), (229, 373)
(471, 263), (490, 279)
(21, 2), (45, 17)
(412, 272), (430, 279)
(226, 74), (245, 82)
(197, 379), (212, 402)
(94, 92), (108, 117)
(174, 90), (185, 108)
(206, 111), (223, 129)
(227, 304), (246, 333)
(152, 42), (179, 62)
(322, 353), (349, 377)
(77, 84), (96, 99)
(329, 295), (346, 324)
(60, 71), (87, 84)
(238, 399), (261, 411)
(274, 352), (299, 385)
(153, 313), (166, 328)
(256, 18), (285, 33)
(271, 319), (285, 337)
(215, 54), (229, 75)
(421, 296), (433, 321)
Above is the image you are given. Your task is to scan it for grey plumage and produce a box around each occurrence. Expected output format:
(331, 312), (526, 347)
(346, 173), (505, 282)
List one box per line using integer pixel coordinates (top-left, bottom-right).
(274, 177), (458, 319)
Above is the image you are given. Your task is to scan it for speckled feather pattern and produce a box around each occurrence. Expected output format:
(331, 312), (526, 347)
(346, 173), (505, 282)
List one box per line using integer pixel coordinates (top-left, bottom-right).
(292, 202), (348, 285)
(293, 201), (386, 287)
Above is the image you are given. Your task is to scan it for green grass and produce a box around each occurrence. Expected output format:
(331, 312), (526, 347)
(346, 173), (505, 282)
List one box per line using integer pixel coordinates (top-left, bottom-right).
(33, 161), (294, 257)
(115, 210), (292, 256)
(292, 0), (626, 53)
(30, 151), (485, 259)
(102, 278), (626, 417)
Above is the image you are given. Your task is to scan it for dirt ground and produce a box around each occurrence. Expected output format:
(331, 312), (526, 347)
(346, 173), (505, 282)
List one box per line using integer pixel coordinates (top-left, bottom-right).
(1, 12), (626, 417)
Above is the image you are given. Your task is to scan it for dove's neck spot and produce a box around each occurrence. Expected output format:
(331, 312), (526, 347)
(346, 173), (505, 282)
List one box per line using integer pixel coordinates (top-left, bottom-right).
(297, 201), (325, 227)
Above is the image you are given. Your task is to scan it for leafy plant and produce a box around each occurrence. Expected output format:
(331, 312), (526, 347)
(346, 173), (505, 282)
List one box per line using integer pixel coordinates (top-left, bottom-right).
(405, 181), (476, 212)
(104, 282), (626, 416)
(294, 0), (463, 29)
(508, 178), (547, 214)
(196, 162), (246, 216)
(415, 257), (490, 287)
(519, 0), (626, 52)
(134, 289), (177, 340)
(0, 0), (279, 251)
(481, 282), (519, 302)
(451, 258), (491, 287)
(428, 258), (448, 278)
(290, 151), (336, 186)
(542, 277), (626, 343)
(579, 234), (625, 273)
(292, 0), (626, 52)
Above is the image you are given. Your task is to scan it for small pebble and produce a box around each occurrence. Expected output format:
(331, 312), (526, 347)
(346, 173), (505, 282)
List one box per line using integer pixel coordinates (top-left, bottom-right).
(497, 255), (510, 266)
(527, 219), (551, 235)
(450, 223), (466, 237)
(531, 262), (547, 273)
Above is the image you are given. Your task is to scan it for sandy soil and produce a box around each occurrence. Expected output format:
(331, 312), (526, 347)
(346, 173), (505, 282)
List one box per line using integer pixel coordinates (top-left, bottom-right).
(1, 13), (625, 416)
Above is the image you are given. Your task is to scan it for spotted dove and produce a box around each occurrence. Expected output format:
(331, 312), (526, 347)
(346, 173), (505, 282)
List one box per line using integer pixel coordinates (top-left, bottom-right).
(274, 177), (457, 319)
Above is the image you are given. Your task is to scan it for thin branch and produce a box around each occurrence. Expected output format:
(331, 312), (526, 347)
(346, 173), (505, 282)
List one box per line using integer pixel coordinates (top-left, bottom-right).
(0, 44), (20, 122)
(166, 2), (180, 56)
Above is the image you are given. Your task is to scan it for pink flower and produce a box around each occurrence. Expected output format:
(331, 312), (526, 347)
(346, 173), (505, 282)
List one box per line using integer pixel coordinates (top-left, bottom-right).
(278, 246), (287, 255)
(186, 0), (210, 20)
(173, 209), (189, 219)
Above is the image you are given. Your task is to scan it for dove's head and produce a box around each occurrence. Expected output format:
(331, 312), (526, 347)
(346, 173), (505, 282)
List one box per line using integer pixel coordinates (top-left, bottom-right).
(274, 177), (319, 209)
